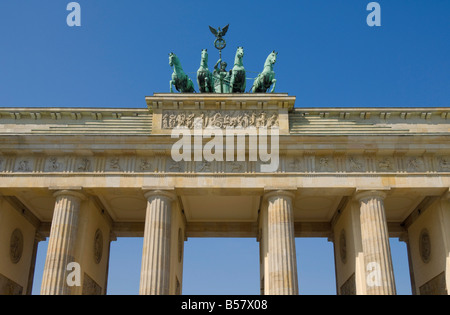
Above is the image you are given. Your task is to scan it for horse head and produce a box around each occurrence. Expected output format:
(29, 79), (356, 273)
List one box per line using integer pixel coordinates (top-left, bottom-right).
(270, 51), (277, 64)
(236, 47), (244, 59)
(200, 49), (209, 65)
(234, 47), (245, 67)
(169, 52), (179, 68)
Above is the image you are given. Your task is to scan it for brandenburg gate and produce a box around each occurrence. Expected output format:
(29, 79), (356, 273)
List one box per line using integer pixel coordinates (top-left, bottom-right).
(0, 93), (449, 295)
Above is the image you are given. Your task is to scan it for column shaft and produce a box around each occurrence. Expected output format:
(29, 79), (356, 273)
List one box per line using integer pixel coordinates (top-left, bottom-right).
(265, 191), (298, 295)
(357, 191), (396, 295)
(140, 190), (175, 295)
(41, 190), (85, 295)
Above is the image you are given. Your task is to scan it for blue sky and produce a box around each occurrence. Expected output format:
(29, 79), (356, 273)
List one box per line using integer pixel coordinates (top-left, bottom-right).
(1, 0), (448, 295)
(1, 1), (449, 109)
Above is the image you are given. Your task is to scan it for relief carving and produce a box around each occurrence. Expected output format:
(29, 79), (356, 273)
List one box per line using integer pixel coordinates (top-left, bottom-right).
(108, 157), (121, 171)
(77, 158), (91, 172)
(419, 272), (448, 295)
(139, 158), (153, 171)
(288, 157), (302, 172)
(17, 160), (31, 172)
(93, 229), (103, 264)
(167, 160), (182, 172)
(339, 229), (347, 264)
(197, 161), (213, 172)
(47, 157), (62, 172)
(9, 154), (446, 175)
(378, 158), (393, 171)
(407, 157), (423, 171)
(82, 273), (102, 295)
(0, 273), (23, 295)
(318, 157), (333, 171)
(227, 161), (244, 173)
(439, 157), (450, 170)
(162, 110), (279, 129)
(10, 229), (23, 264)
(419, 229), (431, 264)
(348, 157), (363, 172)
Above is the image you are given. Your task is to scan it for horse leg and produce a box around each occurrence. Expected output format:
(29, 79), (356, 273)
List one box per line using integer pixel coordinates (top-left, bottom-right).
(251, 78), (258, 93)
(209, 73), (214, 93)
(271, 79), (277, 93)
(205, 76), (210, 93)
(188, 78), (195, 93)
(230, 72), (235, 93)
(170, 80), (174, 93)
(197, 76), (203, 93)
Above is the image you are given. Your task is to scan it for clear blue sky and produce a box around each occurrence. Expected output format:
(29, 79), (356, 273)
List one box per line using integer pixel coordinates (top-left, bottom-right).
(1, 0), (448, 295)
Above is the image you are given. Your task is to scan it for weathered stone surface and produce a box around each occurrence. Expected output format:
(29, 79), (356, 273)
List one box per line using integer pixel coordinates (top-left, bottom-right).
(0, 94), (449, 295)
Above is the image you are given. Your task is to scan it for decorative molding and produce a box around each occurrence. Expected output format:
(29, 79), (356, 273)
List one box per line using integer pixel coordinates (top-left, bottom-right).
(1, 154), (450, 175)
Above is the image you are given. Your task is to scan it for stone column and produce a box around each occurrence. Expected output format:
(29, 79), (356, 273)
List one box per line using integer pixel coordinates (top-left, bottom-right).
(399, 233), (417, 295)
(264, 190), (298, 295)
(140, 190), (176, 295)
(41, 189), (85, 295)
(26, 232), (46, 295)
(356, 190), (396, 295)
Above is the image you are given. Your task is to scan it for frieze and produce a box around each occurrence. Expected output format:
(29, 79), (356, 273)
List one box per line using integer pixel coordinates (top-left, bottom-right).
(1, 154), (449, 175)
(16, 159), (33, 172)
(46, 157), (63, 172)
(161, 110), (279, 129)
(438, 157), (450, 171)
(377, 157), (394, 171)
(77, 157), (92, 172)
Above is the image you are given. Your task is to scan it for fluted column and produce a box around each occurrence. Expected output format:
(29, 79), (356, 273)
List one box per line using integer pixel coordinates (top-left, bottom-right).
(356, 190), (396, 295)
(264, 190), (298, 295)
(41, 190), (85, 295)
(140, 190), (176, 295)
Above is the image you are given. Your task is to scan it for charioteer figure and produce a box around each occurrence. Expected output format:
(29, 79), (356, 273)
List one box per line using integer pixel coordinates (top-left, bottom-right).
(213, 58), (231, 93)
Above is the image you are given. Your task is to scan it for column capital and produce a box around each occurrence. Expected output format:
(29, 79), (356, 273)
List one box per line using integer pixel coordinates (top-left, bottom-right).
(354, 189), (389, 202)
(142, 187), (177, 202)
(263, 189), (296, 202)
(35, 231), (47, 242)
(50, 187), (87, 201)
